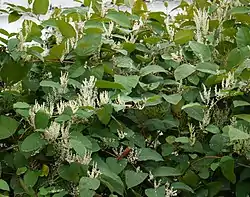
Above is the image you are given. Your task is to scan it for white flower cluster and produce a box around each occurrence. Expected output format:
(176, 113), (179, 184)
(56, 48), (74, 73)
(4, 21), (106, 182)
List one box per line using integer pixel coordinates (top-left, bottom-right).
(193, 8), (209, 44)
(165, 182), (178, 197)
(127, 147), (140, 164)
(51, 122), (93, 165)
(87, 162), (102, 178)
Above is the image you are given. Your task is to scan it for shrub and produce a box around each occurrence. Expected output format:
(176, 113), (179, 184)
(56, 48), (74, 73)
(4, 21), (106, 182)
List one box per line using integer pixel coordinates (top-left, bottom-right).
(1, 0), (250, 196)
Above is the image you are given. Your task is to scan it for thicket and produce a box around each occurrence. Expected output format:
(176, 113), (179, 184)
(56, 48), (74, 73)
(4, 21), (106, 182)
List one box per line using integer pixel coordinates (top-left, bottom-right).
(1, 0), (250, 196)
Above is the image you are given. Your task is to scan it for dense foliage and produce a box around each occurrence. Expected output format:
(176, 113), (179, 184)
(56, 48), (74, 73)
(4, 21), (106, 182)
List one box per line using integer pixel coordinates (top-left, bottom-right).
(1, 0), (250, 196)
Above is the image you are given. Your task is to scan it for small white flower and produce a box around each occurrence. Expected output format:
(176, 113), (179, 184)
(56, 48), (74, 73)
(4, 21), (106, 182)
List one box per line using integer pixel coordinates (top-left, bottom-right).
(99, 91), (109, 106)
(165, 182), (178, 197)
(87, 162), (102, 178)
(44, 121), (61, 142)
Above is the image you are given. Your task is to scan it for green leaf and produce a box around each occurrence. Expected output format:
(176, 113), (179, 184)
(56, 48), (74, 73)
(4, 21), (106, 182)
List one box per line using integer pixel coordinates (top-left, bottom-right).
(79, 177), (100, 190)
(209, 134), (228, 153)
(69, 139), (87, 157)
(0, 179), (9, 191)
(35, 110), (50, 129)
(174, 29), (194, 44)
(13, 102), (30, 109)
(174, 64), (196, 81)
(16, 167), (28, 175)
(58, 163), (80, 182)
(125, 170), (148, 189)
(162, 94), (182, 105)
(106, 157), (127, 175)
(196, 62), (219, 74)
(189, 41), (211, 61)
(33, 0), (49, 15)
(106, 10), (131, 28)
(114, 75), (139, 93)
(140, 65), (167, 76)
(138, 148), (163, 161)
(220, 156), (236, 184)
(56, 20), (76, 38)
(79, 188), (95, 197)
(113, 56), (136, 70)
(8, 11), (22, 23)
(228, 125), (250, 141)
(75, 33), (102, 57)
(172, 182), (194, 193)
(40, 80), (61, 89)
(230, 6), (250, 15)
(236, 27), (250, 47)
(0, 115), (19, 140)
(182, 103), (204, 121)
(95, 80), (125, 89)
(145, 186), (165, 197)
(153, 166), (182, 177)
(24, 170), (39, 187)
(97, 104), (113, 125)
(21, 133), (46, 152)
(233, 100), (250, 107)
(175, 137), (190, 144)
(235, 114), (250, 122)
(206, 124), (220, 134)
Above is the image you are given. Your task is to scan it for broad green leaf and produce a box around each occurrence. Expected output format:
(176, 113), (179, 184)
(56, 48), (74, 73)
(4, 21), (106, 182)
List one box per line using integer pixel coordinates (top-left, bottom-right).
(0, 59), (30, 85)
(236, 27), (250, 47)
(97, 104), (113, 125)
(233, 100), (250, 107)
(70, 131), (92, 151)
(182, 103), (204, 121)
(138, 148), (163, 161)
(206, 124), (220, 134)
(228, 126), (250, 141)
(153, 166), (182, 177)
(172, 182), (194, 193)
(220, 156), (236, 184)
(56, 20), (76, 38)
(174, 64), (196, 81)
(79, 188), (95, 197)
(40, 80), (61, 89)
(33, 0), (49, 15)
(140, 65), (167, 76)
(106, 158), (127, 175)
(58, 163), (80, 182)
(0, 115), (19, 140)
(114, 56), (136, 70)
(35, 110), (50, 129)
(16, 167), (27, 175)
(145, 186), (165, 197)
(174, 29), (194, 44)
(114, 75), (139, 93)
(69, 139), (87, 156)
(209, 134), (228, 153)
(0, 179), (9, 191)
(196, 62), (219, 74)
(162, 94), (182, 105)
(8, 11), (21, 23)
(24, 170), (39, 187)
(46, 42), (66, 60)
(227, 46), (250, 69)
(95, 80), (125, 89)
(230, 6), (250, 15)
(21, 133), (46, 152)
(189, 41), (211, 62)
(106, 10), (131, 28)
(175, 137), (189, 144)
(125, 170), (148, 189)
(235, 114), (250, 123)
(79, 177), (100, 190)
(75, 33), (102, 57)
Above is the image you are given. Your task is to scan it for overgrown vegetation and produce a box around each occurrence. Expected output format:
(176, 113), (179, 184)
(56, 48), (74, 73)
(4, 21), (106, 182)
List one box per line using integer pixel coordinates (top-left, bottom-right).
(1, 0), (250, 196)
